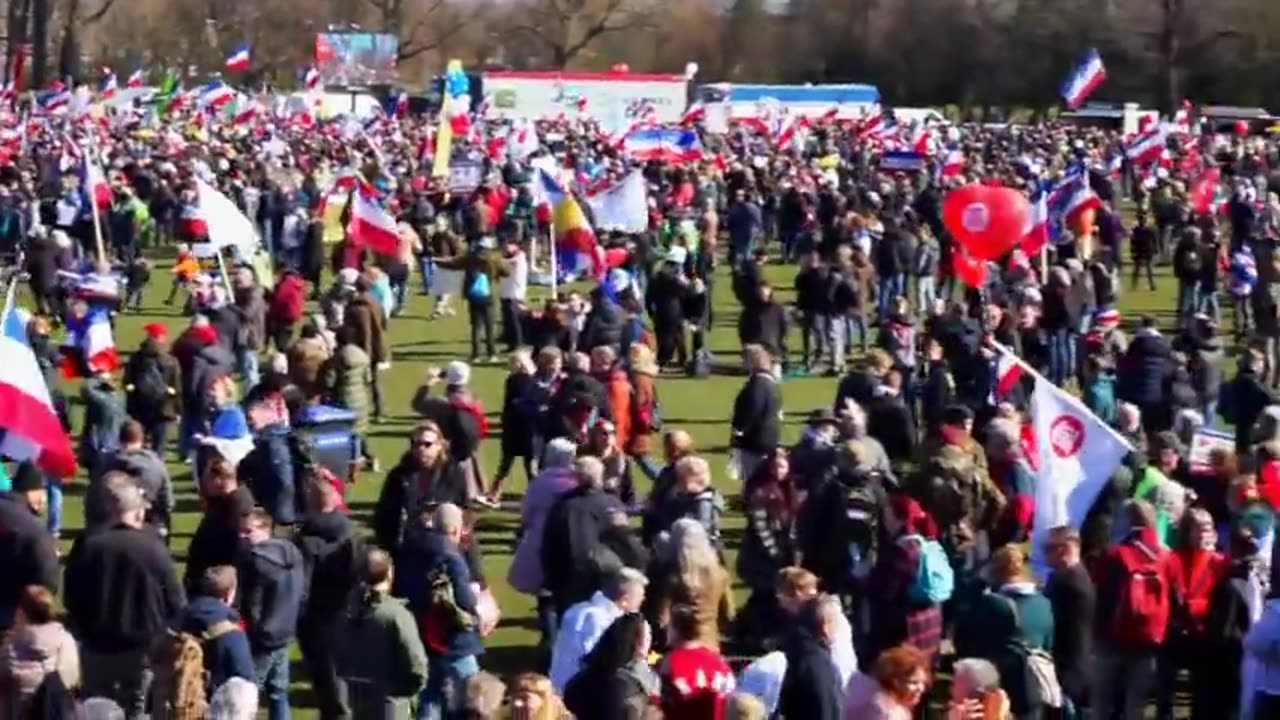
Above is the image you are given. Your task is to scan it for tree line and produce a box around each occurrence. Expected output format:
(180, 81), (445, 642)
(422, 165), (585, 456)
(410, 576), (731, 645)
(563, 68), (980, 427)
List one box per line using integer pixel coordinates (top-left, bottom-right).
(5, 0), (1280, 112)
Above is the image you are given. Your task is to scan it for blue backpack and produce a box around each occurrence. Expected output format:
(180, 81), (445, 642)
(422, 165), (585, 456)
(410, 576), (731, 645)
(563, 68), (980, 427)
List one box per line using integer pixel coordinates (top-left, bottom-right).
(903, 534), (955, 604)
(467, 271), (491, 301)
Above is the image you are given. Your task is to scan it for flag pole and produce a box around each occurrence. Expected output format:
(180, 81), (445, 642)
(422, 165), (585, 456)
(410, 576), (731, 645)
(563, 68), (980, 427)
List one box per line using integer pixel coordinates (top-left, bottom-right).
(549, 218), (558, 301)
(84, 136), (107, 266)
(990, 339), (1135, 451)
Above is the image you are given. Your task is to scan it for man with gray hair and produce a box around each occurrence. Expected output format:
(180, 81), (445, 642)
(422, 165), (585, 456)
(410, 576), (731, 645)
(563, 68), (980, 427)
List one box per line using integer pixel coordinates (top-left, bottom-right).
(508, 437), (580, 660)
(65, 474), (185, 719)
(548, 566), (649, 692)
(397, 501), (483, 719)
(541, 455), (630, 614)
(949, 658), (1005, 716)
(208, 677), (260, 720)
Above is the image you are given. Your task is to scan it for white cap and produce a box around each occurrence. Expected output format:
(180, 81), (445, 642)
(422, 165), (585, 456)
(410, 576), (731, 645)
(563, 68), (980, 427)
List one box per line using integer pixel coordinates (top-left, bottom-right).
(337, 267), (359, 285)
(665, 246), (688, 265)
(445, 360), (471, 386)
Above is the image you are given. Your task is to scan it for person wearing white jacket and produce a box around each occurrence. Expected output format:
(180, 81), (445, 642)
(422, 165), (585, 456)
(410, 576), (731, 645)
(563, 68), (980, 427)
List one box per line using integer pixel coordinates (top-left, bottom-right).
(499, 242), (529, 352)
(1243, 596), (1280, 719)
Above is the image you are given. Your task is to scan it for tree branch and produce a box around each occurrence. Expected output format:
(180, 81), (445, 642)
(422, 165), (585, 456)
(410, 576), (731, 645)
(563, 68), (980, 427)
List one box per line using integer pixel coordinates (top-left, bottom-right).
(82, 0), (115, 24)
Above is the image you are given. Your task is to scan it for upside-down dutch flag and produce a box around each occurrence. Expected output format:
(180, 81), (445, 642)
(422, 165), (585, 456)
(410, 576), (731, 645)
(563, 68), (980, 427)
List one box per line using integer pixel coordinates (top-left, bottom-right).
(1020, 183), (1052, 254)
(303, 66), (320, 91)
(61, 306), (118, 379)
(347, 187), (401, 256)
(939, 147), (965, 177)
(99, 68), (117, 99)
(0, 294), (76, 477)
(1125, 124), (1168, 167)
(394, 92), (408, 118)
(1050, 164), (1101, 229)
(37, 81), (70, 113)
(80, 147), (112, 210)
(622, 128), (704, 164)
(536, 168), (603, 279)
(1061, 49), (1106, 109)
(126, 69), (145, 88)
(198, 80), (235, 109)
(225, 43), (252, 73)
(994, 348), (1026, 398)
(680, 101), (706, 126)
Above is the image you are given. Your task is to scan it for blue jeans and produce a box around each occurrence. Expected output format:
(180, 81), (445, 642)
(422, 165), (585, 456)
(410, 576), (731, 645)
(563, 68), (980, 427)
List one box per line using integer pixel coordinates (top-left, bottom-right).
(829, 315), (868, 371)
(254, 647), (291, 720)
(178, 411), (206, 463)
(877, 274), (905, 317)
(238, 348), (261, 390)
(1049, 329), (1078, 385)
(46, 477), (63, 537)
(146, 422), (169, 459)
(1198, 289), (1221, 325)
(916, 275), (937, 314)
(419, 256), (436, 294)
(1177, 282), (1199, 324)
(419, 654), (478, 720)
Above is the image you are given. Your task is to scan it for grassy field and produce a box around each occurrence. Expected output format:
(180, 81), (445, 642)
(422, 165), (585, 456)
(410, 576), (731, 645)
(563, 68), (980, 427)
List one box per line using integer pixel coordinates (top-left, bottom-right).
(43, 252), (1185, 713)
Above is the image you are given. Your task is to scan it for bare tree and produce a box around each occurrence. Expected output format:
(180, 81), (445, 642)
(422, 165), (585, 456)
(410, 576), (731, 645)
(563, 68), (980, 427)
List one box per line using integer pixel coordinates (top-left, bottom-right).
(366, 0), (478, 61)
(513, 0), (648, 68)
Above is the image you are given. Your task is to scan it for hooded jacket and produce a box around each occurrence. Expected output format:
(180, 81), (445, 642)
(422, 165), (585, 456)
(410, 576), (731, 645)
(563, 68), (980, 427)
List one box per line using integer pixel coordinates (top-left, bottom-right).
(88, 446), (173, 531)
(336, 592), (429, 719)
(394, 527), (482, 660)
(237, 537), (305, 653)
(294, 510), (362, 626)
(0, 621), (80, 717)
(64, 524), (186, 654)
(0, 493), (60, 616)
(176, 595), (254, 692)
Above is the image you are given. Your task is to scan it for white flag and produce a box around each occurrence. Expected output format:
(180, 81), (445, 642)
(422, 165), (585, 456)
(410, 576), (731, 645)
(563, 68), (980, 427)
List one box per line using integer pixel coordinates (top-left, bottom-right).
(585, 171), (648, 234)
(193, 178), (260, 259)
(1030, 377), (1132, 563)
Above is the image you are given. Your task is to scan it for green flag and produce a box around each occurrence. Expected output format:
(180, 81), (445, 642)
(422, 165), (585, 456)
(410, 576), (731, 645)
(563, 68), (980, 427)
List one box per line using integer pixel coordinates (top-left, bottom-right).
(153, 70), (180, 113)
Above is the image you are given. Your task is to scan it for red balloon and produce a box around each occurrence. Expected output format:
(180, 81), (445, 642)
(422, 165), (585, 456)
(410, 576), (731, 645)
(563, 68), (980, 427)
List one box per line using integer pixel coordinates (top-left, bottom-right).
(1236, 120), (1250, 135)
(942, 184), (1031, 262)
(952, 250), (988, 287)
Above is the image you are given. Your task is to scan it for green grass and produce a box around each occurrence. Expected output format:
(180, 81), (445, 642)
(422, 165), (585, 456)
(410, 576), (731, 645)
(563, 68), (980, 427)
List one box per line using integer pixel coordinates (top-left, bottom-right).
(44, 251), (1184, 714)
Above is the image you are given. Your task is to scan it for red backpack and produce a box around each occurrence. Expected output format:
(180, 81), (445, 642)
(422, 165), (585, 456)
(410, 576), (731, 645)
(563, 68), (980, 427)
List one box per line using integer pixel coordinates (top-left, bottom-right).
(1109, 540), (1172, 648)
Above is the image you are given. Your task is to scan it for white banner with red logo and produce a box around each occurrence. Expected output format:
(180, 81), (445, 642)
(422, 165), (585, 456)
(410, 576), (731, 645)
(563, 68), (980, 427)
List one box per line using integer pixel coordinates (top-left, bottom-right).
(1029, 376), (1132, 564)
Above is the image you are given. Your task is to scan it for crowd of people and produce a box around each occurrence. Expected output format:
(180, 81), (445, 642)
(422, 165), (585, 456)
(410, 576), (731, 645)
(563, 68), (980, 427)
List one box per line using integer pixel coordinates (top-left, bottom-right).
(3, 96), (1280, 720)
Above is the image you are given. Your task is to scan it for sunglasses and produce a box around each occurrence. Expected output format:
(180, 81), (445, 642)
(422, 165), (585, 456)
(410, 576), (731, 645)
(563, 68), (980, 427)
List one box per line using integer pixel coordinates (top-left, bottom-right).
(413, 438), (438, 449)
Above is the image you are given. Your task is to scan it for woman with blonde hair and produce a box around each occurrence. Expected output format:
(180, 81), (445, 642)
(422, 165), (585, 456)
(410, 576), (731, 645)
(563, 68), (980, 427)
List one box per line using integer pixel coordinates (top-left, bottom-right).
(649, 518), (735, 650)
(955, 546), (1055, 719)
(507, 672), (570, 720)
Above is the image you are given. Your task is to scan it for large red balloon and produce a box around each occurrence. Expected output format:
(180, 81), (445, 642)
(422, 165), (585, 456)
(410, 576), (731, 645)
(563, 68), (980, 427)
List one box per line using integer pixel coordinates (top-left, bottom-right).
(952, 249), (989, 288)
(943, 184), (1031, 262)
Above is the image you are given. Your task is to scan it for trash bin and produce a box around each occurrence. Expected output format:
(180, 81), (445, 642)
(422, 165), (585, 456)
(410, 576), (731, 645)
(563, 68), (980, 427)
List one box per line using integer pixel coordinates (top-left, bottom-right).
(294, 404), (358, 482)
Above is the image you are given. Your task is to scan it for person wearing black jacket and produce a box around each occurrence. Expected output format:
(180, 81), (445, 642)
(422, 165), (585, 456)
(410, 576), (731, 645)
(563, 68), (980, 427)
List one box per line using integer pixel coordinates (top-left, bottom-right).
(778, 596), (845, 720)
(737, 279), (789, 364)
(186, 457), (256, 592)
(373, 423), (472, 555)
(647, 251), (692, 370)
(236, 507), (305, 720)
(730, 346), (782, 482)
(1044, 526), (1096, 715)
(0, 465), (59, 633)
(1119, 316), (1175, 432)
(65, 475), (185, 718)
(795, 250), (829, 371)
(541, 457), (628, 614)
(1223, 349), (1277, 452)
(828, 246), (866, 373)
(919, 339), (957, 438)
(294, 474), (363, 720)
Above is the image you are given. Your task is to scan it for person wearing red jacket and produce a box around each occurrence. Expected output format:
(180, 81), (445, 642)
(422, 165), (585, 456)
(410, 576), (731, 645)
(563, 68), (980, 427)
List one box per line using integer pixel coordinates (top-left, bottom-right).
(1091, 499), (1183, 720)
(1158, 508), (1229, 720)
(267, 268), (307, 351)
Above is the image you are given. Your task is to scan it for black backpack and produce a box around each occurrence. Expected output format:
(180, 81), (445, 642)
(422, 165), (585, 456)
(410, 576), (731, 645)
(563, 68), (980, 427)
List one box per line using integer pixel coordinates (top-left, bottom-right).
(838, 476), (881, 581)
(131, 356), (169, 407)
